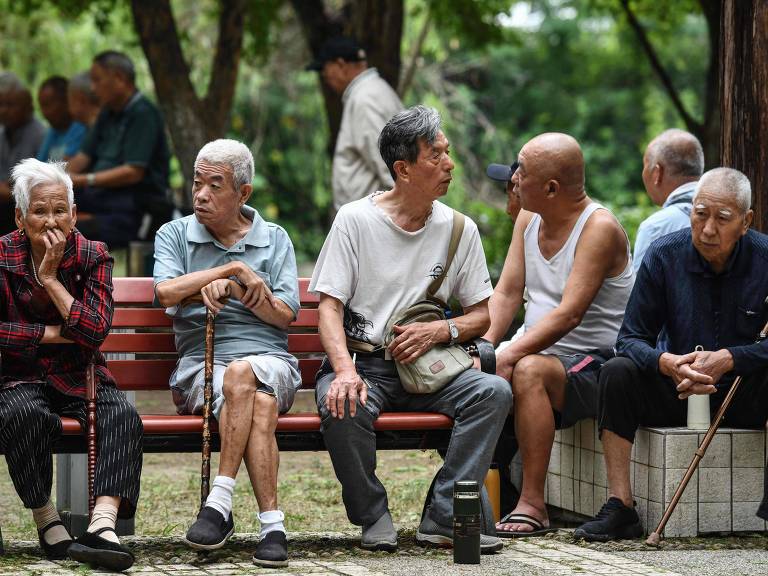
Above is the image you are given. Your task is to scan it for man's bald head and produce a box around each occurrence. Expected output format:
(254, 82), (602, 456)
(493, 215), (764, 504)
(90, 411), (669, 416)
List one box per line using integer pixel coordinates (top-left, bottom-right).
(518, 132), (585, 193)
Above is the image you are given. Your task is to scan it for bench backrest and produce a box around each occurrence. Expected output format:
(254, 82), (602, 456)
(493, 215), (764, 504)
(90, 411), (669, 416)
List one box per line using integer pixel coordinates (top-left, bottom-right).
(107, 277), (323, 392)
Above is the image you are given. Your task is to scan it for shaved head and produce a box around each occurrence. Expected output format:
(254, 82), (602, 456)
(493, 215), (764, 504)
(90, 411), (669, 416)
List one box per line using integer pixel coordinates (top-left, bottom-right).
(519, 132), (585, 193)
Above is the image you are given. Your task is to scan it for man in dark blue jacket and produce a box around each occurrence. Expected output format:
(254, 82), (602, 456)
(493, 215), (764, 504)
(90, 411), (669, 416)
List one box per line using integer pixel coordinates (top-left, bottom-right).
(575, 167), (768, 541)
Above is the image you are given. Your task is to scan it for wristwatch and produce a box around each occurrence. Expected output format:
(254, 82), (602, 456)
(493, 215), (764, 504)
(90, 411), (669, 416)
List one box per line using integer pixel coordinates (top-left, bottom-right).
(447, 319), (459, 345)
(86, 173), (96, 186)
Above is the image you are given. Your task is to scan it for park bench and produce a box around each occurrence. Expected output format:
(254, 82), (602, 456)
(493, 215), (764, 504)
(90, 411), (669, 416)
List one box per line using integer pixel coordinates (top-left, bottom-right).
(0, 276), (457, 549)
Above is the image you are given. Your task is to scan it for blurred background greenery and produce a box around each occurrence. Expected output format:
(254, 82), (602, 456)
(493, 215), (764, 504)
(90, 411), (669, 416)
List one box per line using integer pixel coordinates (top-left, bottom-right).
(0, 0), (714, 279)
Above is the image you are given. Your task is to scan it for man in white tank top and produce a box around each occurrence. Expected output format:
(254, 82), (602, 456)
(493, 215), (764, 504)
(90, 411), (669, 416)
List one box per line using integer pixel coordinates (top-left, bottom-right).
(482, 133), (635, 536)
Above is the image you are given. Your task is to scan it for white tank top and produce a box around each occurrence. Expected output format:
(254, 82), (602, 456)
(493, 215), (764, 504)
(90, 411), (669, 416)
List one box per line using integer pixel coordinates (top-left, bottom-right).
(523, 202), (634, 355)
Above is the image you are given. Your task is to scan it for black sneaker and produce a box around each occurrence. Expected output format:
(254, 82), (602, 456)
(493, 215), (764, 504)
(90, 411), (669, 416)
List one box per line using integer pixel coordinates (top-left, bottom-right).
(184, 506), (235, 550)
(573, 497), (643, 541)
(252, 531), (288, 568)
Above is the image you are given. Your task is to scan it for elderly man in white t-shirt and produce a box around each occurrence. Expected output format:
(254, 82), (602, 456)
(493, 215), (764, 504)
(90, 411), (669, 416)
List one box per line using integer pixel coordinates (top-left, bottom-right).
(310, 105), (511, 554)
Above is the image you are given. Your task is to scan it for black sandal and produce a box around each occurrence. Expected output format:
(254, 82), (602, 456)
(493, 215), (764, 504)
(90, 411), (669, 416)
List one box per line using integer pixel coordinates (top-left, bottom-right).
(37, 520), (73, 559)
(68, 526), (134, 571)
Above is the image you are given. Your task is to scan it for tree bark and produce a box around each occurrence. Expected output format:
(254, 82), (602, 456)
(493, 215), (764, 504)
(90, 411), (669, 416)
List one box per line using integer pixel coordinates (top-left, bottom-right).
(130, 0), (245, 207)
(719, 0), (768, 232)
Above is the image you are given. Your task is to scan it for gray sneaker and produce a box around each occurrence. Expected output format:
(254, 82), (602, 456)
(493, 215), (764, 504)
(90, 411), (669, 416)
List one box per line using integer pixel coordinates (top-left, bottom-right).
(416, 514), (503, 554)
(361, 511), (397, 552)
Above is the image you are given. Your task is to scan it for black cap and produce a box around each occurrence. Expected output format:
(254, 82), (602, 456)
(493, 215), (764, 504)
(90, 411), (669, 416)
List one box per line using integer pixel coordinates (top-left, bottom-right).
(306, 37), (367, 71)
(486, 161), (519, 184)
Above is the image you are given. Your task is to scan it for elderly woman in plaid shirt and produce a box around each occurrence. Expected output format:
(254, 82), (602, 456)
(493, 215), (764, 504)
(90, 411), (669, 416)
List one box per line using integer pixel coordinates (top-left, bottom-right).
(0, 158), (142, 571)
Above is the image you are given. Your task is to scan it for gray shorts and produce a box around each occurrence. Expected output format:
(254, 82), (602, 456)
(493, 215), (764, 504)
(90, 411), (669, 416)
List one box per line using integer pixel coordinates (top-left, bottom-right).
(555, 348), (615, 429)
(170, 354), (301, 420)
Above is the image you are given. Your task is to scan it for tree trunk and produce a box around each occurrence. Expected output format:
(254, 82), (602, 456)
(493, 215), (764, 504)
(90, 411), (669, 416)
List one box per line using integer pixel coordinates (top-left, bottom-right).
(719, 0), (768, 232)
(130, 0), (245, 207)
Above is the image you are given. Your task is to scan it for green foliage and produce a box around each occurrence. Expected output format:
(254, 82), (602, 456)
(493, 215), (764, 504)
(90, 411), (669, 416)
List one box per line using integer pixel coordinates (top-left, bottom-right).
(0, 0), (711, 274)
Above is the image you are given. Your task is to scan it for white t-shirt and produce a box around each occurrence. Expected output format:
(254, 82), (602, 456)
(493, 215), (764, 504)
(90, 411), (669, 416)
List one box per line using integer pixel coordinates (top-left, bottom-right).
(310, 194), (493, 346)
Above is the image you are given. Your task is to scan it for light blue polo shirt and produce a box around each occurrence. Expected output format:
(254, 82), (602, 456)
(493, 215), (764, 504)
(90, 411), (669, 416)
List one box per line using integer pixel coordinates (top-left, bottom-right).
(153, 205), (299, 363)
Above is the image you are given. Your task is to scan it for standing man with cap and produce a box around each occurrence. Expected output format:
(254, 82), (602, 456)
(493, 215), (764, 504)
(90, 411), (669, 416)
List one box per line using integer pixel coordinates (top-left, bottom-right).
(633, 129), (704, 272)
(307, 36), (403, 211)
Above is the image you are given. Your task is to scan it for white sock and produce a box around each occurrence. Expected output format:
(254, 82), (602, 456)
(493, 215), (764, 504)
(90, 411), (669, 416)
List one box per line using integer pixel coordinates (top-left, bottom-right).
(206, 476), (236, 519)
(87, 502), (119, 543)
(32, 501), (70, 545)
(259, 509), (285, 537)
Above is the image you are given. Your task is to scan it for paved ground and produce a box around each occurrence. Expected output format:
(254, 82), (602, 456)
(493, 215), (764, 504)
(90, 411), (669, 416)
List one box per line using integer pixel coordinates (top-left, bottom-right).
(1, 531), (767, 575)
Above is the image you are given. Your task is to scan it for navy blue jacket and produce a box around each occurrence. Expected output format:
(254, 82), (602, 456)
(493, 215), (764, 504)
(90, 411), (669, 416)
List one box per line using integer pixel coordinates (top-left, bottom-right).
(617, 228), (768, 385)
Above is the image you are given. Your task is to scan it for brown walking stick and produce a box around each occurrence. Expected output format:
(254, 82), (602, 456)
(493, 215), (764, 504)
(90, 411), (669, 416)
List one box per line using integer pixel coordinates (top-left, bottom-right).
(200, 307), (216, 509)
(180, 294), (217, 509)
(646, 302), (768, 546)
(86, 363), (97, 518)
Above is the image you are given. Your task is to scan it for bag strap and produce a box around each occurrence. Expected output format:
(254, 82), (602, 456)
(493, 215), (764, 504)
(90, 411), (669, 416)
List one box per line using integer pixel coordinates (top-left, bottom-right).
(427, 210), (465, 300)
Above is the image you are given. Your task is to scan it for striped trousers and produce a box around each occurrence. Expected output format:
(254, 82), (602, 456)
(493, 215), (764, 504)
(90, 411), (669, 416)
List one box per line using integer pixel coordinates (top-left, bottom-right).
(0, 383), (143, 517)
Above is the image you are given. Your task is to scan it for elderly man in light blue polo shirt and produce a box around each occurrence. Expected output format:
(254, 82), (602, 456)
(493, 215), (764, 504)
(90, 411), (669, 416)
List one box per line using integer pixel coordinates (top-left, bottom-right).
(153, 139), (299, 568)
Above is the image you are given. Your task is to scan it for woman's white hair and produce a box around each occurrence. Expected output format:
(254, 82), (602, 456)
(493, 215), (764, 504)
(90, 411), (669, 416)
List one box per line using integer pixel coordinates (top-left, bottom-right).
(195, 139), (254, 190)
(695, 167), (752, 213)
(11, 158), (74, 217)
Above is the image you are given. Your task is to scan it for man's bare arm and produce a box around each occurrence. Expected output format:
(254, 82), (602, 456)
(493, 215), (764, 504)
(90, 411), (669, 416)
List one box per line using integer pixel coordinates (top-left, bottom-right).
(499, 210), (628, 367)
(483, 210), (532, 345)
(66, 152), (91, 175)
(71, 164), (144, 188)
(155, 261), (249, 308)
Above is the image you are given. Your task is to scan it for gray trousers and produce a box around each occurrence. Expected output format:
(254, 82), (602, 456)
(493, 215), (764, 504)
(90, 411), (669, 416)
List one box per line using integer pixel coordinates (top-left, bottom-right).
(316, 356), (513, 527)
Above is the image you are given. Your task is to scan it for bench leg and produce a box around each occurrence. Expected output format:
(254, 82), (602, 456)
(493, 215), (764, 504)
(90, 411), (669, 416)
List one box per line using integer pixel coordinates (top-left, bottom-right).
(56, 453), (135, 537)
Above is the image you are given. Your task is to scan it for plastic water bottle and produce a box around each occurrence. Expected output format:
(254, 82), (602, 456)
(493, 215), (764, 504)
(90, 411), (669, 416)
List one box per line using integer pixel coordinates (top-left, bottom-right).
(453, 480), (480, 564)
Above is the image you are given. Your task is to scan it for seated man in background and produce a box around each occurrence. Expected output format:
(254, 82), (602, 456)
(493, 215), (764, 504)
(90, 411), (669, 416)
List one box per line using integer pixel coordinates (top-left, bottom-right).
(67, 50), (171, 248)
(633, 128), (704, 271)
(484, 133), (634, 536)
(154, 139), (300, 568)
(36, 76), (87, 162)
(0, 72), (46, 235)
(576, 168), (768, 541)
(311, 105), (511, 553)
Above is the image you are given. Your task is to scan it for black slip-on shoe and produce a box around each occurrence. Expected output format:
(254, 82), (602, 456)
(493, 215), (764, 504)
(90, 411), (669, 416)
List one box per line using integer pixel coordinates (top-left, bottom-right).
(252, 531), (289, 568)
(184, 506), (235, 550)
(37, 520), (73, 560)
(68, 527), (134, 572)
(573, 497), (643, 542)
(416, 514), (503, 554)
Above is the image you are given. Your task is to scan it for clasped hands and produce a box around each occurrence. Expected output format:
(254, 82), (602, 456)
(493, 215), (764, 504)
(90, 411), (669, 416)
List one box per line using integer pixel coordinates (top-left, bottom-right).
(200, 267), (276, 315)
(660, 348), (734, 399)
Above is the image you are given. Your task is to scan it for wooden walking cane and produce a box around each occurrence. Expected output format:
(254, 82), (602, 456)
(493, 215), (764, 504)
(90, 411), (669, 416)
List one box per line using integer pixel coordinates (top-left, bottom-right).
(86, 363), (97, 518)
(646, 302), (768, 546)
(200, 307), (216, 509)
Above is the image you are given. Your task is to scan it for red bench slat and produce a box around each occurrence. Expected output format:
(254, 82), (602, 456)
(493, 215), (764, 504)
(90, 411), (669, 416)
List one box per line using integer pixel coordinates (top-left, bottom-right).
(60, 412), (453, 435)
(115, 278), (319, 305)
(106, 358), (322, 390)
(111, 308), (319, 329)
(102, 333), (323, 354)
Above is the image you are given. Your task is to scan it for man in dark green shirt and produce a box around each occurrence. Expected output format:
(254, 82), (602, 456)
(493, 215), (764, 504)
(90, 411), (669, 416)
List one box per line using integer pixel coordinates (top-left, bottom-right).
(68, 51), (171, 248)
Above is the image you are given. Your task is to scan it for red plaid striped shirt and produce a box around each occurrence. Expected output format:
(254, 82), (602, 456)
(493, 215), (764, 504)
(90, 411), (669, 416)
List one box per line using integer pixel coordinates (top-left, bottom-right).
(0, 229), (116, 397)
